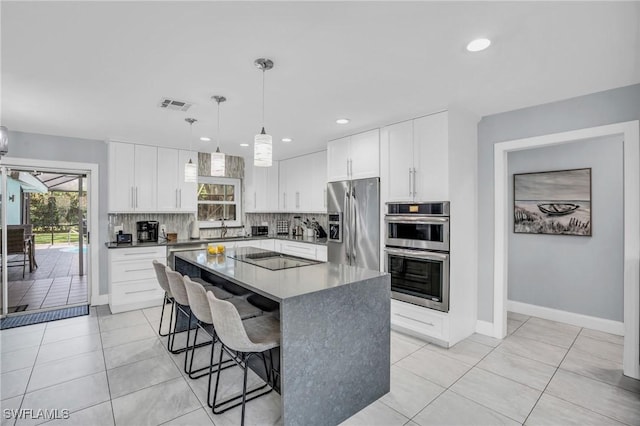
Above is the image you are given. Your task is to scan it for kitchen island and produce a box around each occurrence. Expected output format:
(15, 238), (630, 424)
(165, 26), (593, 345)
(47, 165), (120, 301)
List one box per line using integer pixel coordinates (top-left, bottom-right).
(174, 248), (390, 426)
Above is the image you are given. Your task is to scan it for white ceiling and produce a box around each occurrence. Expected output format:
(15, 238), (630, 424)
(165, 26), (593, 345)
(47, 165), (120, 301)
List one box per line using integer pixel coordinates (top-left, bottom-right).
(2, 1), (639, 161)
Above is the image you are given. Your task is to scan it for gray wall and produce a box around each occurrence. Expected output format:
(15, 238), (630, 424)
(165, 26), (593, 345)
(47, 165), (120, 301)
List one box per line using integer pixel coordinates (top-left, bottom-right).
(6, 131), (110, 295)
(507, 135), (623, 321)
(478, 83), (640, 322)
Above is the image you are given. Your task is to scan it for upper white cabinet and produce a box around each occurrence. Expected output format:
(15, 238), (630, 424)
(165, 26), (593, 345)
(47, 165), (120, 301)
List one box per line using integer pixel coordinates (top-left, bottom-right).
(279, 151), (326, 212)
(109, 141), (196, 213)
(109, 142), (157, 212)
(382, 112), (448, 202)
(245, 160), (280, 213)
(157, 148), (198, 212)
(327, 129), (379, 182)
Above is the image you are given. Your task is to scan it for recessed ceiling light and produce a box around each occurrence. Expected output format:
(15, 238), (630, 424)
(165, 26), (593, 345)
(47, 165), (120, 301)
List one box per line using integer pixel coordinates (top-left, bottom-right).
(466, 38), (491, 52)
(281, 138), (293, 143)
(336, 118), (350, 124)
(240, 143), (249, 147)
(200, 137), (211, 142)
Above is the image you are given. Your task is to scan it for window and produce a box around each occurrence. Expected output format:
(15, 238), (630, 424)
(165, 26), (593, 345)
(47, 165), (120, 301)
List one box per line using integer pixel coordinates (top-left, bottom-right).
(197, 176), (242, 227)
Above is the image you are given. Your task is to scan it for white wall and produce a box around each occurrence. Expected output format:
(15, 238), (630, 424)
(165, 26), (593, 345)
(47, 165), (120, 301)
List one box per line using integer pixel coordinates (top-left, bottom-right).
(477, 83), (640, 322)
(507, 135), (624, 321)
(6, 131), (109, 295)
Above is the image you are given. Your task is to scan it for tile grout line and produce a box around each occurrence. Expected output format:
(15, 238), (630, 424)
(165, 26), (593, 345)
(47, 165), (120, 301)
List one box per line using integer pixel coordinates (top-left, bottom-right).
(96, 307), (119, 426)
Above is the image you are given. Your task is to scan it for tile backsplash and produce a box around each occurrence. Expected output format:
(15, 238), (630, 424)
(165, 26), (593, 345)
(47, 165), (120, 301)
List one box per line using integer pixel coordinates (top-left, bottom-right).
(107, 212), (327, 241)
(245, 213), (328, 237)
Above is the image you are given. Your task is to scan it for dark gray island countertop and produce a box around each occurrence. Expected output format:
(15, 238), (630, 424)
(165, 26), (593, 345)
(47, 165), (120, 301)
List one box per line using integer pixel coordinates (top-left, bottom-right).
(174, 248), (385, 301)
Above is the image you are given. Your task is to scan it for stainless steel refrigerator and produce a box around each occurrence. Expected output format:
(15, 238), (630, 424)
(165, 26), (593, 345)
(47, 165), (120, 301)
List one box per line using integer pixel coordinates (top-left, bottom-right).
(327, 177), (380, 270)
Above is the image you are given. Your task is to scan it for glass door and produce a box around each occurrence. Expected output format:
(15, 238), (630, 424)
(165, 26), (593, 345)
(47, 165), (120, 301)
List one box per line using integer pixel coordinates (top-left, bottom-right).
(1, 166), (6, 318)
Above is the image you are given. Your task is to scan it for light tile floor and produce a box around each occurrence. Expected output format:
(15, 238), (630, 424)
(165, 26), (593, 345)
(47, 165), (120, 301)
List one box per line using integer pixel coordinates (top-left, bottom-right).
(1, 307), (639, 426)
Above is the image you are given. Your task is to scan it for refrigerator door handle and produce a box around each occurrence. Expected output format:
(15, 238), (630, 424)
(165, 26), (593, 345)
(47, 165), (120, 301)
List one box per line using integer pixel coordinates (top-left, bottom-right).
(344, 190), (350, 263)
(352, 186), (357, 264)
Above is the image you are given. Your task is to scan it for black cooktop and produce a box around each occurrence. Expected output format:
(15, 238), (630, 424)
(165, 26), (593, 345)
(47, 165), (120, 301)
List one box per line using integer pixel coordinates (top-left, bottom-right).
(229, 247), (322, 271)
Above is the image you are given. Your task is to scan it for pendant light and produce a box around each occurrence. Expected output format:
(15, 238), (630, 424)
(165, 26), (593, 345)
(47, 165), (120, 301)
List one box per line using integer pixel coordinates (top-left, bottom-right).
(254, 58), (274, 167)
(184, 118), (198, 182)
(211, 95), (227, 177)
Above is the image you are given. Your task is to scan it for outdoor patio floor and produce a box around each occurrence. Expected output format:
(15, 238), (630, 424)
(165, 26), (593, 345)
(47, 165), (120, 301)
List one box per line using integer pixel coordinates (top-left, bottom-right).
(6, 245), (88, 312)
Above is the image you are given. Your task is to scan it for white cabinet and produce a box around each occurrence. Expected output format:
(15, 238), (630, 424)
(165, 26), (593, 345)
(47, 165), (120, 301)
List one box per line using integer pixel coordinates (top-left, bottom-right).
(109, 142), (196, 213)
(382, 112), (448, 202)
(275, 240), (326, 261)
(279, 152), (326, 213)
(327, 129), (379, 182)
(108, 142), (135, 212)
(108, 246), (166, 313)
(108, 142), (157, 212)
(245, 160), (279, 213)
(157, 148), (198, 212)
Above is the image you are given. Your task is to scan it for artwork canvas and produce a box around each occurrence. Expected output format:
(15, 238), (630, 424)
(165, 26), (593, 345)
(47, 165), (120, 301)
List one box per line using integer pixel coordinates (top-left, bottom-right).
(514, 168), (591, 236)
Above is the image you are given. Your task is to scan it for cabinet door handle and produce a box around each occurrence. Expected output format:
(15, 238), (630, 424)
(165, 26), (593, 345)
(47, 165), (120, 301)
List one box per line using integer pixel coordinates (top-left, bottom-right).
(131, 187), (134, 209)
(179, 189), (182, 208)
(176, 189), (179, 209)
(324, 189), (327, 208)
(124, 267), (153, 272)
(135, 187), (138, 208)
(408, 168), (413, 197)
(413, 167), (417, 198)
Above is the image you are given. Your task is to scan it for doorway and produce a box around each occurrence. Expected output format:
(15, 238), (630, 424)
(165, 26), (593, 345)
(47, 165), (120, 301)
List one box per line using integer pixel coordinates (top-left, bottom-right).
(0, 159), (99, 319)
(492, 120), (640, 379)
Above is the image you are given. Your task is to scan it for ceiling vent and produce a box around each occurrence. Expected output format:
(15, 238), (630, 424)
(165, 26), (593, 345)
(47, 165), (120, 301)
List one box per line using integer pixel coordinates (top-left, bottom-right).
(158, 98), (193, 111)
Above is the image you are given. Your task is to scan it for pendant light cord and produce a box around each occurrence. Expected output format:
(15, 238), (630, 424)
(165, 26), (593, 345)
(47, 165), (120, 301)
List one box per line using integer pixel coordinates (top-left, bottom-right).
(262, 69), (266, 128)
(217, 101), (221, 151)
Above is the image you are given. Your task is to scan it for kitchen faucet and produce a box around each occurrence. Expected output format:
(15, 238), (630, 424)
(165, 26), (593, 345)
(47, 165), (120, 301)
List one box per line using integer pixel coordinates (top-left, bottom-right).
(220, 218), (227, 238)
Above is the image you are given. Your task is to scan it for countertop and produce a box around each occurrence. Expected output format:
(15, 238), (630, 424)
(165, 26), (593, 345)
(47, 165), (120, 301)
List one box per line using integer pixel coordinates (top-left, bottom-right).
(105, 235), (328, 249)
(174, 248), (386, 301)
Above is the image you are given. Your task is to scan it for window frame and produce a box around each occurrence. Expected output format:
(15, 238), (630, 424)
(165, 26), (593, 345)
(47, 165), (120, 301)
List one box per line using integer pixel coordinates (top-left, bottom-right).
(197, 176), (242, 228)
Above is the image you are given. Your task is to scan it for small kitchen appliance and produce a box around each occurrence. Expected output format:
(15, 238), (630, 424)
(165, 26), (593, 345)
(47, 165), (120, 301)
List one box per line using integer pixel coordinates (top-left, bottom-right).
(251, 226), (269, 236)
(136, 221), (159, 243)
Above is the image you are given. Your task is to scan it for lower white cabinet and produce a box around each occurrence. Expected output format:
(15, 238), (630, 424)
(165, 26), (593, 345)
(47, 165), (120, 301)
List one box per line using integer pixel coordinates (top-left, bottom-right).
(390, 299), (450, 347)
(274, 240), (326, 261)
(109, 246), (166, 313)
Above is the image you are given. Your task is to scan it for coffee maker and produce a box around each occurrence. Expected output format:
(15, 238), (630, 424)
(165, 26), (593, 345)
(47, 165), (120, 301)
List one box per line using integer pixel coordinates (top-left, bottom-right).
(137, 221), (159, 243)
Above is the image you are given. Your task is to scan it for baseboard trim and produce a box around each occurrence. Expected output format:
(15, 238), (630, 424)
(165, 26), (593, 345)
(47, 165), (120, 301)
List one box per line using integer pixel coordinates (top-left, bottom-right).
(91, 294), (109, 306)
(507, 300), (624, 336)
(475, 320), (495, 337)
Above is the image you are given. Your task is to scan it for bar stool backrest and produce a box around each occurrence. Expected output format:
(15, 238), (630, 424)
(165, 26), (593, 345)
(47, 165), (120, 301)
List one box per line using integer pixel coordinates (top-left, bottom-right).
(183, 276), (213, 324)
(165, 268), (189, 306)
(206, 291), (257, 353)
(152, 260), (172, 297)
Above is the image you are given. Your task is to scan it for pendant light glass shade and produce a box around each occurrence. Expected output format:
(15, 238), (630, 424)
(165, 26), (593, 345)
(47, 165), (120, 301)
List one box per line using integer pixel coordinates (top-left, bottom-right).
(184, 117), (198, 182)
(254, 58), (274, 167)
(254, 127), (272, 167)
(184, 160), (198, 182)
(211, 148), (225, 176)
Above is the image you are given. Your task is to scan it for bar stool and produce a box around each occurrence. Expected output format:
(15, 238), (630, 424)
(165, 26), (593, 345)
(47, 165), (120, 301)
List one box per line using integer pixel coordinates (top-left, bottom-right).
(183, 276), (264, 379)
(206, 291), (280, 426)
(165, 268), (232, 354)
(152, 260), (174, 337)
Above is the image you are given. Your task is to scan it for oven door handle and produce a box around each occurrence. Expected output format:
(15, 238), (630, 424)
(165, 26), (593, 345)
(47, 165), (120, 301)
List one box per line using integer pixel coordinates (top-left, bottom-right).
(385, 247), (449, 261)
(384, 216), (449, 224)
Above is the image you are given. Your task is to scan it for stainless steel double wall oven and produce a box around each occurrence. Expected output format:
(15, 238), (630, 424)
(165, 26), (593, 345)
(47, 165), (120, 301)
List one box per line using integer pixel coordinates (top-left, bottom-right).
(384, 202), (450, 312)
